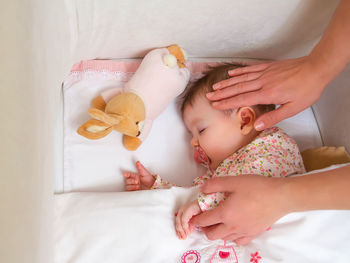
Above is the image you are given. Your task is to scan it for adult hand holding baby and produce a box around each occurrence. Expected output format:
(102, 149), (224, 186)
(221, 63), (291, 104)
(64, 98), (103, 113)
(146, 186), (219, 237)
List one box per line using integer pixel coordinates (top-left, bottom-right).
(191, 175), (287, 245)
(192, 165), (350, 245)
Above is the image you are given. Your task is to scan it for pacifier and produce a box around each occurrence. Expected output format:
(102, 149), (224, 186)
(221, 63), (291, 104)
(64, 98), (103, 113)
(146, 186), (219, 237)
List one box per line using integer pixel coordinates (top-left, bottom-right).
(193, 146), (210, 167)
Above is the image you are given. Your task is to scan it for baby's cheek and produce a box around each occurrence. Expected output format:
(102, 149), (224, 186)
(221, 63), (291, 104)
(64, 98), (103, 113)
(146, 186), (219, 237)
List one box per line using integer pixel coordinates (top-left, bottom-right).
(206, 146), (223, 164)
(210, 145), (232, 163)
(202, 133), (230, 162)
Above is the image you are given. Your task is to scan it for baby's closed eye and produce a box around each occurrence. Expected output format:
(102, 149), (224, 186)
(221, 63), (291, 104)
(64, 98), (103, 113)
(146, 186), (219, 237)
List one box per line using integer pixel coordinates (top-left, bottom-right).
(198, 127), (206, 134)
(197, 123), (207, 134)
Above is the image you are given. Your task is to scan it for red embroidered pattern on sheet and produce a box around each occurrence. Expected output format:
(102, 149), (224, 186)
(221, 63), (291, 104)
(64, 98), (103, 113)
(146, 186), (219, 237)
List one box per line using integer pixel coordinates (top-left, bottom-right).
(181, 250), (201, 263)
(210, 243), (238, 263)
(250, 252), (262, 263)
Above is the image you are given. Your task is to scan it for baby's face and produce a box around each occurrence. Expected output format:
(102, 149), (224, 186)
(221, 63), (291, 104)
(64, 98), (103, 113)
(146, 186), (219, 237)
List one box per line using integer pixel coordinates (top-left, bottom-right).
(183, 95), (246, 170)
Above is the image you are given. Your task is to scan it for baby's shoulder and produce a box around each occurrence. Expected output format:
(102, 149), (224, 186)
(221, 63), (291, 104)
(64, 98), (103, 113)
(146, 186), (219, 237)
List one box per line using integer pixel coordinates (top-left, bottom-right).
(244, 127), (300, 160)
(256, 126), (295, 144)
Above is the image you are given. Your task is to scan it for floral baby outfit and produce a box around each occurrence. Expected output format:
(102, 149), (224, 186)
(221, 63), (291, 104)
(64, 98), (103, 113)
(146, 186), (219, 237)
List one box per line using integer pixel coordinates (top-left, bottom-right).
(152, 127), (305, 212)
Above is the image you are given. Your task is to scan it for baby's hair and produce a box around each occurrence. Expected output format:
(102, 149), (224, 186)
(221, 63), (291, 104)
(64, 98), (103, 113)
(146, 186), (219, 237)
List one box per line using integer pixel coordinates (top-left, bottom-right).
(179, 63), (275, 115)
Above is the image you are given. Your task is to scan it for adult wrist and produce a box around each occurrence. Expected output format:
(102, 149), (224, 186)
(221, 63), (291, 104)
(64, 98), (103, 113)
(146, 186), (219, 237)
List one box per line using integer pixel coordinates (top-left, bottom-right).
(279, 176), (306, 214)
(305, 53), (337, 90)
(307, 42), (349, 87)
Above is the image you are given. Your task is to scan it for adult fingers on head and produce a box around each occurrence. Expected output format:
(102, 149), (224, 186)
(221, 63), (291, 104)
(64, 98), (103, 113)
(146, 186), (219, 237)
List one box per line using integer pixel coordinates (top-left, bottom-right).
(211, 90), (265, 111)
(254, 103), (298, 131)
(190, 206), (223, 227)
(208, 80), (261, 101)
(212, 72), (263, 91)
(228, 63), (271, 77)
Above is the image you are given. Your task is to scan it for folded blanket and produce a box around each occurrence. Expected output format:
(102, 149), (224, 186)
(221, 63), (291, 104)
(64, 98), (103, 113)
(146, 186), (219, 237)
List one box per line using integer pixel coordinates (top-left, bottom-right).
(55, 164), (350, 263)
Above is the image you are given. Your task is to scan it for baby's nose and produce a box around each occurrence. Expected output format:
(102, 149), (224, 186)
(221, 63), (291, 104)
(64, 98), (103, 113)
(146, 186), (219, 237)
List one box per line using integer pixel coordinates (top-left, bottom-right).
(190, 137), (199, 147)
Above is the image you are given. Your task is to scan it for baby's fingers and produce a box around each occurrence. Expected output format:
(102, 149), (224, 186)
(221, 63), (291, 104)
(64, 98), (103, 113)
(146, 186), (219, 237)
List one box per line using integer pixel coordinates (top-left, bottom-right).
(175, 210), (187, 240)
(122, 172), (137, 179)
(125, 184), (140, 191)
(181, 209), (195, 236)
(125, 177), (139, 185)
(123, 173), (140, 183)
(136, 161), (152, 177)
(123, 172), (140, 191)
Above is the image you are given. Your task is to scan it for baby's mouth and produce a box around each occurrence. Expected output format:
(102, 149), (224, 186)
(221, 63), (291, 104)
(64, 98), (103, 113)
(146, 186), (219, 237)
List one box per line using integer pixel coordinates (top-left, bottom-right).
(193, 146), (211, 167)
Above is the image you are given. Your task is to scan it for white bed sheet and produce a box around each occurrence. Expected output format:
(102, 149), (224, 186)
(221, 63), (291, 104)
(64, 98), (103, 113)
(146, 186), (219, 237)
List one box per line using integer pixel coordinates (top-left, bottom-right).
(60, 59), (322, 193)
(55, 164), (350, 263)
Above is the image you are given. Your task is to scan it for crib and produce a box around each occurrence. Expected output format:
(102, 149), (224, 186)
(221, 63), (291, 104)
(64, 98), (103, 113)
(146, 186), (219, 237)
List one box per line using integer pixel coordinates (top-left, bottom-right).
(2, 0), (350, 262)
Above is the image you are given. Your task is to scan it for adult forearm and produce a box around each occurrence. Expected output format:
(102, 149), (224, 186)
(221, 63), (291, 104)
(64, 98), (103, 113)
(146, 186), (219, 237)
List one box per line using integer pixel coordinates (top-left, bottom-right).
(285, 165), (350, 212)
(309, 0), (350, 82)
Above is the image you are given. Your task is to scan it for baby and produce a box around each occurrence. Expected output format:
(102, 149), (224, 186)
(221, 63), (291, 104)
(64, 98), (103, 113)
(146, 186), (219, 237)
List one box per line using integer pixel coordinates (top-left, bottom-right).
(123, 63), (306, 240)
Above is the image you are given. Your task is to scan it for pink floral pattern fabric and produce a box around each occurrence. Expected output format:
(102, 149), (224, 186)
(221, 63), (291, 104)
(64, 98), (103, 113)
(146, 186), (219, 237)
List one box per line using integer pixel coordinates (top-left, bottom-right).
(151, 174), (177, 189)
(152, 127), (306, 211)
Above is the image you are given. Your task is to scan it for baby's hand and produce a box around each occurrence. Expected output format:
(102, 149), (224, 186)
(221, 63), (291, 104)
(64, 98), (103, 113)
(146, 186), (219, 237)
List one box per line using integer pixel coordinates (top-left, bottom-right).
(123, 161), (156, 191)
(175, 200), (201, 240)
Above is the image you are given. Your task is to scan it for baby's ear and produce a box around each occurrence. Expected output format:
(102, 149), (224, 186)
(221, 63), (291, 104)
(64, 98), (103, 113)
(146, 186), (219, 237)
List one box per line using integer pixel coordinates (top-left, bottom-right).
(237, 107), (256, 135)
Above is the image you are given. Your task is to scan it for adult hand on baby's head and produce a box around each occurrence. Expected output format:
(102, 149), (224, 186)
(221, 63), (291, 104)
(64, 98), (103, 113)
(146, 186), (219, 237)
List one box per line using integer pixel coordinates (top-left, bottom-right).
(206, 56), (329, 131)
(190, 175), (290, 245)
(123, 161), (155, 191)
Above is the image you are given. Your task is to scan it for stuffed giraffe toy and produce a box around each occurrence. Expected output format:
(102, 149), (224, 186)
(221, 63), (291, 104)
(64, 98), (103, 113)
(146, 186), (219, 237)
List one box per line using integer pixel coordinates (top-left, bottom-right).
(77, 45), (190, 150)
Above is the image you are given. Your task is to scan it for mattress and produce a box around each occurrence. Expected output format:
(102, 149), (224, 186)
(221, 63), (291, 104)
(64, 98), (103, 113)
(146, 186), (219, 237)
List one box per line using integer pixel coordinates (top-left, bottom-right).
(56, 59), (350, 263)
(59, 59), (322, 193)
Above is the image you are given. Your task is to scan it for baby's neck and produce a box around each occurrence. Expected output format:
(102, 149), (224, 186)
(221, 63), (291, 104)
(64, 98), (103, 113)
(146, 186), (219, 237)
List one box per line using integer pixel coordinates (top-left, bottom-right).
(238, 129), (261, 151)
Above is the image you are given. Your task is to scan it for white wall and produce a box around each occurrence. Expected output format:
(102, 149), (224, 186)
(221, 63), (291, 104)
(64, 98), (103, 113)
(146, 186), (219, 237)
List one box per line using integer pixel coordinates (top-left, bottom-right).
(66, 0), (338, 61)
(0, 0), (71, 262)
(313, 64), (350, 151)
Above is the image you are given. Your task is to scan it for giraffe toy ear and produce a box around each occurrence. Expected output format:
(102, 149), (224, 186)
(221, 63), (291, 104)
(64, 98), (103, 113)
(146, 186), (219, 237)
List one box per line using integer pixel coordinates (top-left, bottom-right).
(163, 54), (178, 68)
(167, 44), (187, 68)
(77, 119), (113, 139)
(88, 108), (124, 126)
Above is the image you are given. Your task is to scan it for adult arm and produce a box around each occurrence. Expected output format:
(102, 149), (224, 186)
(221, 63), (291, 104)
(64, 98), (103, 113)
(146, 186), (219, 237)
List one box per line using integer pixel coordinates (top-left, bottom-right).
(190, 164), (350, 245)
(207, 0), (350, 130)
